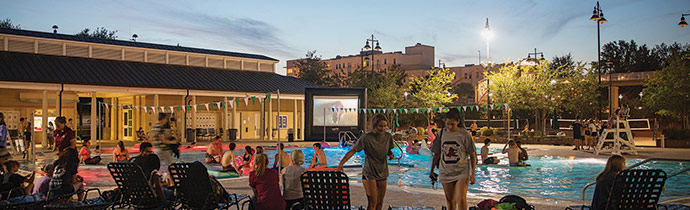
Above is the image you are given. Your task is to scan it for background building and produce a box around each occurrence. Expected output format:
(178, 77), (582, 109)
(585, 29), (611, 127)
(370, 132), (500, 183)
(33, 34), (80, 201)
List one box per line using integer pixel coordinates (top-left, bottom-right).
(287, 43), (434, 77)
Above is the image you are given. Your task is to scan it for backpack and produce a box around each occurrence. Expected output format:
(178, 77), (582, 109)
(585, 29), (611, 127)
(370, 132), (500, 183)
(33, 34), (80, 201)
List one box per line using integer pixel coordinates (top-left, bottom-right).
(498, 195), (533, 210)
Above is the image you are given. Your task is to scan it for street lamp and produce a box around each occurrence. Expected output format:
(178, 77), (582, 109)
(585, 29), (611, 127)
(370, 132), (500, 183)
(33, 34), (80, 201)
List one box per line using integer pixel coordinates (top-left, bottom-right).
(404, 91), (409, 100)
(678, 14), (689, 27)
(363, 35), (382, 71)
(481, 18), (494, 127)
(528, 48), (544, 63)
(590, 1), (607, 120)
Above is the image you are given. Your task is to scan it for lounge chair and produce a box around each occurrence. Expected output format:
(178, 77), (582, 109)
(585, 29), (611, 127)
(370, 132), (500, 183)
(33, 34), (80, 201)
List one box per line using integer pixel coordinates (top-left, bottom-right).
(566, 169), (667, 210)
(43, 188), (113, 210)
(293, 170), (363, 210)
(388, 207), (437, 210)
(107, 162), (172, 209)
(168, 161), (248, 210)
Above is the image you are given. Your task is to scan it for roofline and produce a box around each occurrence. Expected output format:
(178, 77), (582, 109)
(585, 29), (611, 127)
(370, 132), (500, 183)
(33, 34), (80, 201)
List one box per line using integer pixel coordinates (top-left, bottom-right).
(0, 28), (278, 61)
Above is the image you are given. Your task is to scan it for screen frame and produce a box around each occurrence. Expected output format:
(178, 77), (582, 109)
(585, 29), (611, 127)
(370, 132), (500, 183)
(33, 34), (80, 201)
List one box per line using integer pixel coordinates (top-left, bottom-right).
(305, 88), (366, 141)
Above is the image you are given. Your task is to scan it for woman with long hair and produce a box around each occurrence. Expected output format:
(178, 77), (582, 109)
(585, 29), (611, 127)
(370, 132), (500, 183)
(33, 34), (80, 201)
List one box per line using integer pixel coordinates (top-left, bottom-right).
(430, 109), (477, 210)
(113, 141), (129, 162)
(338, 114), (396, 210)
(248, 153), (285, 210)
(591, 155), (626, 210)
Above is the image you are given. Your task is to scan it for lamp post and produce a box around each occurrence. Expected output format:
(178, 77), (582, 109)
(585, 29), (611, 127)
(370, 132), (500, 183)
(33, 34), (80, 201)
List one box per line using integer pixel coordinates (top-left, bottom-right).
(678, 14), (689, 27)
(590, 1), (607, 120)
(363, 34), (382, 71)
(481, 18), (494, 127)
(528, 48), (544, 63)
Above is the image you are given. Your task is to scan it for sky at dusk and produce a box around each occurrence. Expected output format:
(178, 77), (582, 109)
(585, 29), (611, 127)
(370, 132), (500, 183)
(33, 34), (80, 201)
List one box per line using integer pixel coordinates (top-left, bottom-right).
(3, 0), (689, 75)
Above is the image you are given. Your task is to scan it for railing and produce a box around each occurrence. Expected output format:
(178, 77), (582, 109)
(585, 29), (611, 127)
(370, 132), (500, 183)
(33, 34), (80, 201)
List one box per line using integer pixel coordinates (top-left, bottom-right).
(601, 71), (655, 82)
(580, 158), (690, 201)
(557, 118), (651, 131)
(338, 131), (358, 146)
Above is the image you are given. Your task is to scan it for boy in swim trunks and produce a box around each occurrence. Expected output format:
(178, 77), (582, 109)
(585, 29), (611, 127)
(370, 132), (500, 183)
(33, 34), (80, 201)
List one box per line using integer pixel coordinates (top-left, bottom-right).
(481, 139), (498, 164)
(310, 143), (327, 168)
(502, 140), (527, 166)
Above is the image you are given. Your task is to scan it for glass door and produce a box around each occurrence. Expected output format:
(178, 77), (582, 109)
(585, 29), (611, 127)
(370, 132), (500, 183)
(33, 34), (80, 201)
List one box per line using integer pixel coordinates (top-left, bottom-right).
(122, 108), (133, 140)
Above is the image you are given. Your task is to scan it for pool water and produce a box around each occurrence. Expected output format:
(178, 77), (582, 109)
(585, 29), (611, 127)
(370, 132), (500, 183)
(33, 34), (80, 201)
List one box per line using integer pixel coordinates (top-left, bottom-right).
(25, 145), (689, 202)
(271, 146), (689, 202)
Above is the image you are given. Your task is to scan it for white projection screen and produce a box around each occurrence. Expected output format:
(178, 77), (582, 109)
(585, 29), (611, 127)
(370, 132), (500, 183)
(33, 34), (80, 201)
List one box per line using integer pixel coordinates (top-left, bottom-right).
(313, 95), (359, 126)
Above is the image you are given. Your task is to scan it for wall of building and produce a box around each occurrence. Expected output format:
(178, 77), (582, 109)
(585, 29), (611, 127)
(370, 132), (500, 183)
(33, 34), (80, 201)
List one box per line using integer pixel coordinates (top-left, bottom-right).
(0, 89), (78, 144)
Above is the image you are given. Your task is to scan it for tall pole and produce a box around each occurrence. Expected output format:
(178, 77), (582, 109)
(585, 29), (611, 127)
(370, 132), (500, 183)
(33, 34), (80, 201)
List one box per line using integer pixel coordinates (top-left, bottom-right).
(484, 18), (491, 127)
(371, 34), (375, 72)
(597, 14), (602, 120)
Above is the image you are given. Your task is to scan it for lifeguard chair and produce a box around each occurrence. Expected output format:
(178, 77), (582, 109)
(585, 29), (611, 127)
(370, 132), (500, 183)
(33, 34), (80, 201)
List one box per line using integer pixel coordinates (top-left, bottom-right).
(595, 114), (637, 155)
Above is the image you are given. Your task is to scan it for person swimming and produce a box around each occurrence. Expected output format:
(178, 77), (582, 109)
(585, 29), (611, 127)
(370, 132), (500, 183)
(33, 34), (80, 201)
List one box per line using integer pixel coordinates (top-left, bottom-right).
(481, 139), (498, 164)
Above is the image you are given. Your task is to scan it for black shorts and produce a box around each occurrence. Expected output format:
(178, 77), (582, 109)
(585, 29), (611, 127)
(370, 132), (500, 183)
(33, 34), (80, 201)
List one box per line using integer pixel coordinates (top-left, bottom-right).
(585, 131), (591, 135)
(471, 131), (477, 136)
(591, 132), (598, 137)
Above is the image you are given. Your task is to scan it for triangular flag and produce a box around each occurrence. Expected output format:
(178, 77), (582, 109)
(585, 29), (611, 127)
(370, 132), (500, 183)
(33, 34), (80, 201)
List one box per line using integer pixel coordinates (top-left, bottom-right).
(404, 109), (408, 114)
(266, 93), (271, 103)
(104, 103), (109, 109)
(457, 107), (462, 112)
(504, 103), (509, 109)
(393, 109), (397, 114)
(204, 104), (209, 111)
(244, 97), (249, 106)
(235, 98), (240, 107)
(490, 104), (494, 109)
(476, 105), (480, 111)
(193, 105), (197, 112)
(383, 109), (387, 113)
(497, 104), (502, 109)
(144, 107), (148, 112)
(217, 102), (222, 109)
(176, 106), (180, 112)
(470, 106), (474, 111)
(169, 106), (174, 112)
(251, 96), (256, 104)
(463, 106), (467, 111)
(182, 105), (186, 112)
(134, 106), (139, 111)
(415, 108), (419, 113)
(483, 105), (487, 110)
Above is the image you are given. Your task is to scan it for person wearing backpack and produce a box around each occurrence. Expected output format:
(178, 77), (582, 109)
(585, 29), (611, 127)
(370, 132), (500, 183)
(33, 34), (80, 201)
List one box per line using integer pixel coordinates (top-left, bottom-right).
(430, 109), (477, 210)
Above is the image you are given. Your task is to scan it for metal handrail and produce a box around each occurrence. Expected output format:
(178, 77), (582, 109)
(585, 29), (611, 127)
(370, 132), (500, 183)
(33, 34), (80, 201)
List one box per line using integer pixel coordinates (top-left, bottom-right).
(580, 158), (690, 200)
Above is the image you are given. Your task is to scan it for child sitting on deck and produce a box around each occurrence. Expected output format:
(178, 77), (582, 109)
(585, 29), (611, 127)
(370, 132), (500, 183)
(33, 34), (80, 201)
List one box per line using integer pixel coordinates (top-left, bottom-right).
(249, 153), (285, 210)
(481, 139), (498, 164)
(221, 143), (238, 172)
(282, 150), (307, 210)
(309, 143), (327, 168)
(79, 141), (101, 165)
(205, 136), (223, 164)
(0, 160), (35, 198)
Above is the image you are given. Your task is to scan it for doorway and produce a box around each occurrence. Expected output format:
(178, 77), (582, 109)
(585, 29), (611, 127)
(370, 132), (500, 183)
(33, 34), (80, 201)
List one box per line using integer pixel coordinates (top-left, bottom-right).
(240, 112), (259, 139)
(122, 108), (133, 140)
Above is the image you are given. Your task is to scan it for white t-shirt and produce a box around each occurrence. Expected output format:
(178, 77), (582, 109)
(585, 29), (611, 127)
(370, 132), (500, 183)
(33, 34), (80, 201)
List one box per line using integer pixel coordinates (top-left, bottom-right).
(432, 128), (476, 183)
(282, 165), (307, 200)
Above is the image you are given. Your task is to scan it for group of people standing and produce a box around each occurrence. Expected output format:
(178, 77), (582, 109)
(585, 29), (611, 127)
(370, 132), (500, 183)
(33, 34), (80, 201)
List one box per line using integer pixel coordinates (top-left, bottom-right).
(571, 119), (603, 151)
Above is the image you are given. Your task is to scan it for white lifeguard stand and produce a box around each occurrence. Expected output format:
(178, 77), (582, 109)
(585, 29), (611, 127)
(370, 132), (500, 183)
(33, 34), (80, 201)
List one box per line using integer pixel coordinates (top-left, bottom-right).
(595, 115), (637, 155)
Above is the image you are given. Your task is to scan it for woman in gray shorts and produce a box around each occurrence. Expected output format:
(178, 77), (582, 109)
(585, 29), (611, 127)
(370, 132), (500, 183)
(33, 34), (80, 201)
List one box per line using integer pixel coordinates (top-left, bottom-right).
(338, 114), (395, 210)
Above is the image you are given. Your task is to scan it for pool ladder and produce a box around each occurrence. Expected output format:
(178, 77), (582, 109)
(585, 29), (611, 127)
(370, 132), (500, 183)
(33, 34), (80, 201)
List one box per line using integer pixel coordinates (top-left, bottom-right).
(580, 158), (690, 204)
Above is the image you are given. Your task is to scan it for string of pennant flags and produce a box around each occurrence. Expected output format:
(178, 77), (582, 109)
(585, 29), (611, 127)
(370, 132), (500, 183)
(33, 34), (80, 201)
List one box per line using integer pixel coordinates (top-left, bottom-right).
(330, 103), (510, 114)
(99, 95), (274, 113)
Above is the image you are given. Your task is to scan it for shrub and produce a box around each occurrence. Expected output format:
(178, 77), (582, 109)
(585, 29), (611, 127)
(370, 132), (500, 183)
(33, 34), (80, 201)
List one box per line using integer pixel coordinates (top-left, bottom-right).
(662, 128), (690, 140)
(480, 126), (494, 136)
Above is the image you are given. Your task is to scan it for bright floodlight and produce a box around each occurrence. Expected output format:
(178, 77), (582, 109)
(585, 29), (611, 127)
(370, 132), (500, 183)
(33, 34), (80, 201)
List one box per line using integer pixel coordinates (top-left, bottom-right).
(482, 18), (494, 40)
(678, 16), (688, 27)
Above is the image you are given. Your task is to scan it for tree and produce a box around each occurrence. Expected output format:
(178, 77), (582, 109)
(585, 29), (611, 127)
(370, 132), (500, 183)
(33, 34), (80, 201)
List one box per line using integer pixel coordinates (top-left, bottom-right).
(407, 68), (457, 124)
(452, 82), (475, 105)
(75, 27), (118, 39)
(487, 60), (600, 135)
(0, 18), (21, 29)
(550, 53), (575, 77)
(642, 53), (690, 128)
(294, 51), (332, 86)
(599, 40), (662, 73)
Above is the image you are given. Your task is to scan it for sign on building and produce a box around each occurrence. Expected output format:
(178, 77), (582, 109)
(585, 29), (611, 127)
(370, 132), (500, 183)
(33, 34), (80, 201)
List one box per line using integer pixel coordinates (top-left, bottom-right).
(278, 115), (288, 129)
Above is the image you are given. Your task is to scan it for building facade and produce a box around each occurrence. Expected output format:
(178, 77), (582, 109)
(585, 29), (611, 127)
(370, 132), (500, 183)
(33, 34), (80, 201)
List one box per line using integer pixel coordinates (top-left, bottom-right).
(0, 28), (319, 146)
(287, 43), (435, 77)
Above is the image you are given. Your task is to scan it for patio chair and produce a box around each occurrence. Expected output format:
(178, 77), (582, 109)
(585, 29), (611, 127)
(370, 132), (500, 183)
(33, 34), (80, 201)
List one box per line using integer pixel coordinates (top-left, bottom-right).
(388, 207), (437, 210)
(168, 161), (248, 210)
(107, 162), (172, 209)
(566, 169), (668, 210)
(0, 187), (105, 210)
(43, 188), (113, 210)
(291, 170), (363, 210)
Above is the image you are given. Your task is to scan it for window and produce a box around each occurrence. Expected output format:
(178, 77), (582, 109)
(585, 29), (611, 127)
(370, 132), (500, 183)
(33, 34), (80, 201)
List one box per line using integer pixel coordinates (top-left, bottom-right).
(464, 73), (467, 78)
(393, 59), (396, 64)
(476, 72), (479, 78)
(384, 59), (387, 64)
(469, 74), (472, 79)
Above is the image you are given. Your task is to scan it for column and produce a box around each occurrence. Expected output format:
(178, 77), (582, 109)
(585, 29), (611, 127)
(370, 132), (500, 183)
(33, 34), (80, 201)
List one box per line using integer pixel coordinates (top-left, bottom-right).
(110, 98), (117, 140)
(610, 86), (619, 112)
(293, 99), (297, 141)
(300, 100), (305, 140)
(191, 96), (196, 142)
(223, 96), (229, 141)
(90, 92), (97, 143)
(260, 97), (264, 140)
(181, 95), (187, 143)
(231, 98), (237, 130)
(41, 90), (48, 148)
(55, 91), (60, 116)
(268, 96), (273, 140)
(154, 94), (159, 140)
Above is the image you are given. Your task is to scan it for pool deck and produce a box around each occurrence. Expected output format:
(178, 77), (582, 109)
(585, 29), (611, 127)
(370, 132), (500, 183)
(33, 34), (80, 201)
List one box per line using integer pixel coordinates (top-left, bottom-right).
(19, 142), (690, 209)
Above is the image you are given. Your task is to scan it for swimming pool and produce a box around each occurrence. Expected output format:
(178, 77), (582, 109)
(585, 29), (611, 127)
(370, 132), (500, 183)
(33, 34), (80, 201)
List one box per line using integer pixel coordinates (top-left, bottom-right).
(272, 146), (689, 202)
(25, 145), (688, 202)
